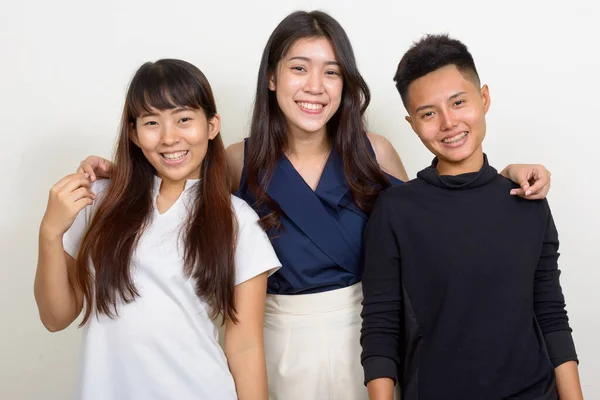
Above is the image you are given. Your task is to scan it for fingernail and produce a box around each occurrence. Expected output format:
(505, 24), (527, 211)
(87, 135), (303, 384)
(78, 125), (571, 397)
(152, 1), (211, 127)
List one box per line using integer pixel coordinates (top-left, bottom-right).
(525, 190), (531, 196)
(84, 173), (89, 178)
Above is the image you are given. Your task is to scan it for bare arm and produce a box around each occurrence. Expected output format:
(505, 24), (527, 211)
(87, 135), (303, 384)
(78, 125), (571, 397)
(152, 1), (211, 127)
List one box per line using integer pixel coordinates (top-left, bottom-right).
(555, 361), (583, 400)
(34, 173), (93, 331)
(225, 272), (269, 400)
(367, 378), (395, 400)
(367, 132), (409, 182)
(226, 141), (245, 193)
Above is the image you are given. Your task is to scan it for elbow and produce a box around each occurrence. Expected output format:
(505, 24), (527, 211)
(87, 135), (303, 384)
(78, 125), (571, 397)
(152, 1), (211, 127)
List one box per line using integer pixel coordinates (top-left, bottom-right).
(38, 311), (74, 333)
(41, 319), (69, 333)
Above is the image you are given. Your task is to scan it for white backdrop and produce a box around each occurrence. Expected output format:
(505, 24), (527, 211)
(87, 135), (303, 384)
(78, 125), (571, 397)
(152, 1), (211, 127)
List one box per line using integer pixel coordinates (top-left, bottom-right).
(1, 0), (598, 398)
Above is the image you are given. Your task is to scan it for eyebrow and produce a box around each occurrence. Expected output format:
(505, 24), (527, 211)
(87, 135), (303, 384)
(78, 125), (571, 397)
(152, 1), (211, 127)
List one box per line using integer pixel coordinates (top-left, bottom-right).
(414, 91), (467, 113)
(139, 107), (193, 119)
(288, 56), (340, 66)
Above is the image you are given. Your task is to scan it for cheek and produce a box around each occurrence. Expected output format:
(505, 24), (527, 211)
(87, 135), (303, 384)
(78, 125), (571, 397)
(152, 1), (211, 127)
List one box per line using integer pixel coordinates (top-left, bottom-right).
(136, 130), (161, 151)
(185, 126), (211, 149)
(461, 107), (484, 127)
(276, 71), (303, 95)
(325, 80), (343, 105)
(416, 123), (438, 143)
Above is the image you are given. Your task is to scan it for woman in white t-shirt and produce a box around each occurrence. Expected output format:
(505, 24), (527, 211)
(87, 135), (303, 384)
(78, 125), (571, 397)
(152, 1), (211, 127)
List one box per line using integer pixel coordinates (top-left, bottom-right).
(34, 59), (280, 400)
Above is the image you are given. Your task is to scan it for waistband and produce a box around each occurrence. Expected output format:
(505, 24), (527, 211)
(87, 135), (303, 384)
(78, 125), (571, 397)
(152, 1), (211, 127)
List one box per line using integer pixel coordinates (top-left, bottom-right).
(264, 283), (363, 315)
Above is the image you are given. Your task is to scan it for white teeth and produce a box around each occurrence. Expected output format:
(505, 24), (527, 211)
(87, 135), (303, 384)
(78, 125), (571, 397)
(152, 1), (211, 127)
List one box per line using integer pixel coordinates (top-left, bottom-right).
(297, 102), (324, 111)
(442, 132), (468, 144)
(162, 151), (188, 160)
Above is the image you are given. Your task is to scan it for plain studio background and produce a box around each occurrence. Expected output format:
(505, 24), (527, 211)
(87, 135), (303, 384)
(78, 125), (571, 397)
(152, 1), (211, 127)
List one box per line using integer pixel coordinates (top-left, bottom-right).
(1, 0), (598, 398)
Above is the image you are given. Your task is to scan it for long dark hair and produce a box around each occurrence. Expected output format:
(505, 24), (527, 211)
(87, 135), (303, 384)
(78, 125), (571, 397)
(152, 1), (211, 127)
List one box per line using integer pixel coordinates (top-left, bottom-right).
(76, 59), (238, 324)
(246, 10), (391, 230)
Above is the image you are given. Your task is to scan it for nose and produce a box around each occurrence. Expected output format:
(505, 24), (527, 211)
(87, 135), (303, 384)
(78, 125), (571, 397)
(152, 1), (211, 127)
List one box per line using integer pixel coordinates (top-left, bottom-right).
(161, 123), (180, 146)
(304, 70), (324, 95)
(439, 108), (458, 131)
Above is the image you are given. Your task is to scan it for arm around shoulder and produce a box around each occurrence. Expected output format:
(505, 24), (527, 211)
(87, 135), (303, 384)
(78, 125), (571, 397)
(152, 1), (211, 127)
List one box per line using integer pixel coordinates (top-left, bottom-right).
(367, 132), (409, 182)
(226, 140), (245, 193)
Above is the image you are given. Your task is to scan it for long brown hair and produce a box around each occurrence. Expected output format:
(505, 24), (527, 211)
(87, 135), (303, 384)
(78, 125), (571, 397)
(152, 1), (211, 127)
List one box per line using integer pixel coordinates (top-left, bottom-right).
(76, 59), (238, 324)
(246, 10), (391, 230)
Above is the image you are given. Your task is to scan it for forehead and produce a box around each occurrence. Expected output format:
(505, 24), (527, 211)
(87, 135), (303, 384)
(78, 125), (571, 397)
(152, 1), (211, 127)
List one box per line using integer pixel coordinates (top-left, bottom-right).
(284, 37), (337, 61)
(408, 65), (478, 108)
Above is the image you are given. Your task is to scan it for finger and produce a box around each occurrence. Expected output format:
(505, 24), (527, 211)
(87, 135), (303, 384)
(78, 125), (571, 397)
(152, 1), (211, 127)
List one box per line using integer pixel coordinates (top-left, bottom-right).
(81, 163), (97, 181)
(522, 192), (546, 200)
(60, 174), (92, 193)
(53, 172), (89, 191)
(68, 187), (96, 202)
(526, 173), (549, 197)
(72, 197), (94, 213)
(510, 188), (525, 196)
(97, 159), (113, 178)
(528, 181), (550, 199)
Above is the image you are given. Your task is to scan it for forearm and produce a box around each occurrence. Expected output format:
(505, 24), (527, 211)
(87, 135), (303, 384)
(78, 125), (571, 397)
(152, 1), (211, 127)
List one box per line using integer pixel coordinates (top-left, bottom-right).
(367, 377), (395, 400)
(34, 232), (79, 331)
(226, 344), (268, 400)
(555, 361), (583, 400)
(361, 195), (402, 383)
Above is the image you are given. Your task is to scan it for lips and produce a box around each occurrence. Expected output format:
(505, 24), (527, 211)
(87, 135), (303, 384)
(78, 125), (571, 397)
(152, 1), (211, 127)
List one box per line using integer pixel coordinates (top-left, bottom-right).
(296, 101), (324, 111)
(161, 150), (188, 161)
(442, 131), (468, 144)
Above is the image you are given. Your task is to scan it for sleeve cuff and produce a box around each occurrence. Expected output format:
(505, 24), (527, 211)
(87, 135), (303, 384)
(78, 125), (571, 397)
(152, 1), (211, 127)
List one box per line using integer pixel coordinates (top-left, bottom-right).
(544, 330), (578, 367)
(362, 356), (398, 386)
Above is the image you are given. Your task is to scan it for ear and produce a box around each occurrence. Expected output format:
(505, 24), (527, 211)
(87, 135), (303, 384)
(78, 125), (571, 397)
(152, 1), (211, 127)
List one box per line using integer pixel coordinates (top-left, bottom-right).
(481, 84), (491, 115)
(405, 115), (418, 134)
(129, 122), (141, 147)
(207, 114), (221, 140)
(268, 72), (276, 91)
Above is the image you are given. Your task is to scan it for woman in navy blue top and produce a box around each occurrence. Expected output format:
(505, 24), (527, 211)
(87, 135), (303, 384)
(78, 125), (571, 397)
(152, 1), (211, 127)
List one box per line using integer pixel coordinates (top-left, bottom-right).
(77, 11), (552, 400)
(236, 139), (403, 295)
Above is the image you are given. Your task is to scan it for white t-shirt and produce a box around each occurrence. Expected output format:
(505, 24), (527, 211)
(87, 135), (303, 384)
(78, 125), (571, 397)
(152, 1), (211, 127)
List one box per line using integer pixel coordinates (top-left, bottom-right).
(63, 177), (281, 400)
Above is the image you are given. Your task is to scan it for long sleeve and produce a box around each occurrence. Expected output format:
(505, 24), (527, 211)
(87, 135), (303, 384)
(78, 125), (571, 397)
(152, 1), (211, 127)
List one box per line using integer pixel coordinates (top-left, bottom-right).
(360, 194), (403, 385)
(534, 201), (578, 368)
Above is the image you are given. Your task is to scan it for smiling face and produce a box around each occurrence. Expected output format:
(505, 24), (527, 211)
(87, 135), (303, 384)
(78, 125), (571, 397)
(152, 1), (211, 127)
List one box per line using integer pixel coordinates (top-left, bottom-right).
(268, 37), (343, 137)
(132, 106), (220, 185)
(406, 64), (491, 175)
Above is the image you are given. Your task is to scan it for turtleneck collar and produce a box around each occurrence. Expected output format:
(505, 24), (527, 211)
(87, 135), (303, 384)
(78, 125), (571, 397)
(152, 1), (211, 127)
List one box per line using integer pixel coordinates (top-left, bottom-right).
(416, 153), (497, 190)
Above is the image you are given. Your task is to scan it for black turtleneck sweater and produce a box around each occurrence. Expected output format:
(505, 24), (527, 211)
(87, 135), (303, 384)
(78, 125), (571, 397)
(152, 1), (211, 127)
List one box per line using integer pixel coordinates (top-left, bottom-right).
(360, 155), (577, 400)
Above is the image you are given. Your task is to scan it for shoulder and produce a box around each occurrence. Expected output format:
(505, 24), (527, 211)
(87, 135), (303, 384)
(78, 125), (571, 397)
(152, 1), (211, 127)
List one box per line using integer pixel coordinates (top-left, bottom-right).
(89, 179), (112, 212)
(91, 178), (111, 195)
(367, 132), (393, 159)
(381, 177), (428, 199)
(231, 195), (259, 224)
(226, 140), (245, 192)
(367, 132), (409, 182)
(85, 179), (112, 222)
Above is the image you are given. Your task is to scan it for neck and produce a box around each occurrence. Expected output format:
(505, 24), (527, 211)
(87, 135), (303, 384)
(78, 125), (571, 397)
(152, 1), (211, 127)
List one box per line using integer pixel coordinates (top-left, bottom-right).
(158, 177), (186, 199)
(436, 147), (484, 176)
(285, 127), (330, 160)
